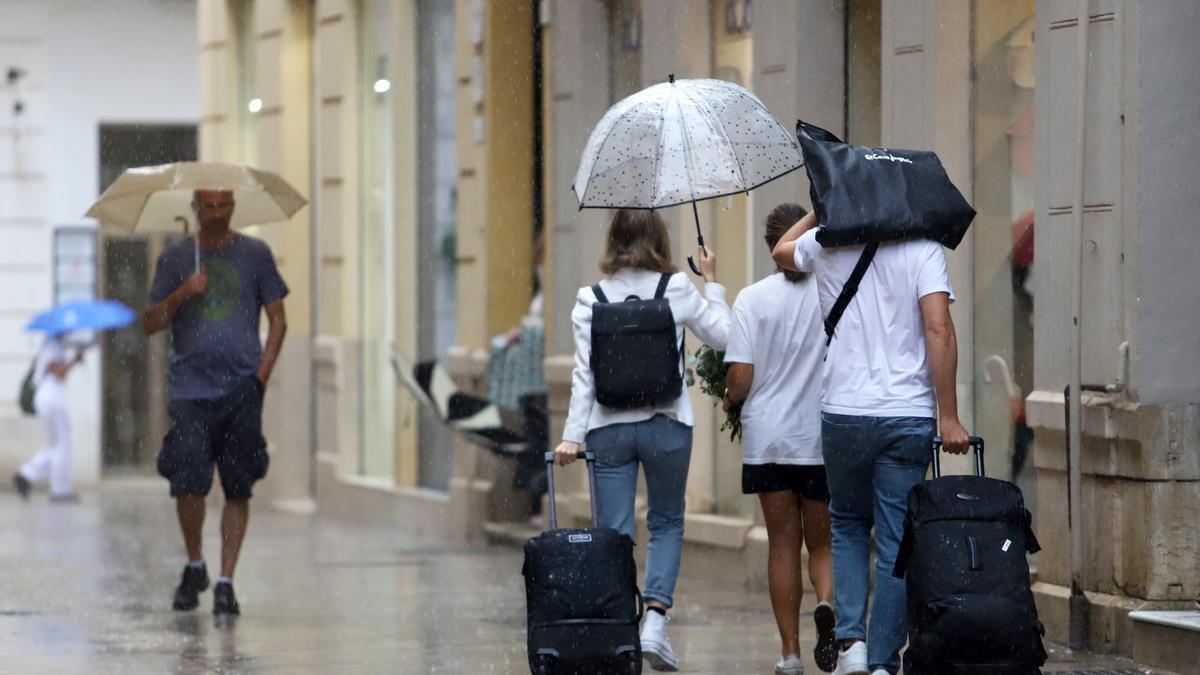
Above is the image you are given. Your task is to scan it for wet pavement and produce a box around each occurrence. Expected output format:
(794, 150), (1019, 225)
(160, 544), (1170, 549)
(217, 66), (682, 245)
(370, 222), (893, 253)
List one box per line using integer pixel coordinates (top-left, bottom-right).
(0, 478), (1170, 674)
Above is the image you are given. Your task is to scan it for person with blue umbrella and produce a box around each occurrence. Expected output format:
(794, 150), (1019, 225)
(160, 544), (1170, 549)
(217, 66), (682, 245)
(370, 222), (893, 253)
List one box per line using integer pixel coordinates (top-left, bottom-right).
(15, 299), (136, 502)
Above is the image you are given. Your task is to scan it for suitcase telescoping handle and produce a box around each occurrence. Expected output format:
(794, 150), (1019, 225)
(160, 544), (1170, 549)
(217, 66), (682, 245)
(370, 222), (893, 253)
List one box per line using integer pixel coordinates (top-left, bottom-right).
(544, 450), (599, 530)
(931, 436), (985, 479)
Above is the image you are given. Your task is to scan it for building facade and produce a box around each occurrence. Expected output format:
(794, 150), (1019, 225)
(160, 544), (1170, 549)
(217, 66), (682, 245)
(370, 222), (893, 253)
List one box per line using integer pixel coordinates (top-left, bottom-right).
(1, 0), (199, 487)
(195, 0), (1199, 666)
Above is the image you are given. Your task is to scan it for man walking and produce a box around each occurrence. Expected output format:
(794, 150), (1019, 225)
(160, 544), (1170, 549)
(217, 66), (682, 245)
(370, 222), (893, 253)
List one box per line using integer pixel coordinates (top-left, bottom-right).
(144, 188), (288, 615)
(773, 211), (968, 675)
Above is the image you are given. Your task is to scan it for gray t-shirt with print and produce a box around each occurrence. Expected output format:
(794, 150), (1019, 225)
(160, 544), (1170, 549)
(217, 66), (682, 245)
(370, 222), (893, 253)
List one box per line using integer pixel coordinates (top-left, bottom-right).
(149, 234), (289, 401)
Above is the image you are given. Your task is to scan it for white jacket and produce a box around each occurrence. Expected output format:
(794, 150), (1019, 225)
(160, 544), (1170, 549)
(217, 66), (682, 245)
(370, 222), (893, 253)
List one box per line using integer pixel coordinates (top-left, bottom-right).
(563, 269), (731, 443)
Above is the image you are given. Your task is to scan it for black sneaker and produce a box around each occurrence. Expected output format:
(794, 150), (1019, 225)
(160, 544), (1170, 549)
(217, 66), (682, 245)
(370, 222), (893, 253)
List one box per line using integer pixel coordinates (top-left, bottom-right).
(172, 564), (210, 611)
(13, 474), (29, 500)
(813, 601), (838, 672)
(212, 581), (240, 616)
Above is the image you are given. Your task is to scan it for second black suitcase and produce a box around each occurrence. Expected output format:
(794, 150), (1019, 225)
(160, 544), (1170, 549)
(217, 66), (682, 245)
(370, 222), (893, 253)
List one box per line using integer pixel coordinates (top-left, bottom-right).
(893, 437), (1047, 674)
(523, 451), (643, 674)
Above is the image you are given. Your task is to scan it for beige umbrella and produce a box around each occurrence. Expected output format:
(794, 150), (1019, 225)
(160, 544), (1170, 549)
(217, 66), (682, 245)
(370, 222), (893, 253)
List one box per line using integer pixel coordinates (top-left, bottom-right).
(86, 161), (308, 271)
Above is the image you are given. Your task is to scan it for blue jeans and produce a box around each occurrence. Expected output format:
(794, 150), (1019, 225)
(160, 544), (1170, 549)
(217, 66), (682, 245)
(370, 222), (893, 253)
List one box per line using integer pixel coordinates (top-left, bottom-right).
(821, 413), (934, 675)
(586, 414), (693, 608)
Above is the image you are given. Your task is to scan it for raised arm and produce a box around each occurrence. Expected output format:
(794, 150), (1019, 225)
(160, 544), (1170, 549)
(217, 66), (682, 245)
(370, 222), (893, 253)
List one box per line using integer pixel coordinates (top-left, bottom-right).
(771, 211), (817, 272)
(144, 268), (206, 335)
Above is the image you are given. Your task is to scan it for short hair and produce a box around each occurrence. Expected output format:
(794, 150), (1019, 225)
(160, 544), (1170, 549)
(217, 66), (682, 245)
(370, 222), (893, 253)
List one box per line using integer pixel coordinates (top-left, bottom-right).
(765, 203), (809, 282)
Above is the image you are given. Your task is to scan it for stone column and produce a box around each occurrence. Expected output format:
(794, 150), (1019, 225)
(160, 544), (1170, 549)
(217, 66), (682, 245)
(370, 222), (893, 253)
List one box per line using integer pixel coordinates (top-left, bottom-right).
(1028, 0), (1200, 656)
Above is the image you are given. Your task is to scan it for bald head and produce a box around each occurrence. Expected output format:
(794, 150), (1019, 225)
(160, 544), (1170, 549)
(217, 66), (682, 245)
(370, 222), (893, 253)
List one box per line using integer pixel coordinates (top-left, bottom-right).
(192, 189), (235, 231)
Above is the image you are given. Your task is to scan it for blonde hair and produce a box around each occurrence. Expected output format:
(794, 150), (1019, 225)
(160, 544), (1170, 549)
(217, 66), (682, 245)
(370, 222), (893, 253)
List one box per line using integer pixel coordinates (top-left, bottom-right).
(599, 209), (677, 275)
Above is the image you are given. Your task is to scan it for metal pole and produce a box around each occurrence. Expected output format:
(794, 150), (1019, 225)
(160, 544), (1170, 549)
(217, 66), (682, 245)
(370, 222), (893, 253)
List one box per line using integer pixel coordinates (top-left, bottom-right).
(1068, 0), (1091, 652)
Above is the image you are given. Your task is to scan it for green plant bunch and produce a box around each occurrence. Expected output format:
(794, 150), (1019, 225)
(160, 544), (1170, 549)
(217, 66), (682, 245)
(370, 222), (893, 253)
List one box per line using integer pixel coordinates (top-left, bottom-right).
(685, 345), (742, 442)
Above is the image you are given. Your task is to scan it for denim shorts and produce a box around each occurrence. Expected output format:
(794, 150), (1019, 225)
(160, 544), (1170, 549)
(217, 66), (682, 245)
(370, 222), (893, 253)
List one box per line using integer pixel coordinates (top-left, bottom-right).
(157, 376), (269, 498)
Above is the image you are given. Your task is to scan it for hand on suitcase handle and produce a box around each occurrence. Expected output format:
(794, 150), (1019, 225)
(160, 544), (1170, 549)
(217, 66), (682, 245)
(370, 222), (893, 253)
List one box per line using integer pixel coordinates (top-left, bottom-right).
(553, 441), (582, 466)
(932, 436), (985, 478)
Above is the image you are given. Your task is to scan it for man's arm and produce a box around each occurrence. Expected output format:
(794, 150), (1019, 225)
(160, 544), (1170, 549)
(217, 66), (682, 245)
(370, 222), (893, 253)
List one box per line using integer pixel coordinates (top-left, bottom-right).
(919, 291), (969, 454)
(256, 299), (287, 386)
(771, 211), (817, 272)
(143, 269), (206, 335)
(723, 362), (754, 411)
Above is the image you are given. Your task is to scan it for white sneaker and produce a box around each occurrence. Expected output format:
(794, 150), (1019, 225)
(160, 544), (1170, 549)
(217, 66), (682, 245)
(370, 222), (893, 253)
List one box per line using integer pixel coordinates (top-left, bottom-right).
(831, 641), (868, 675)
(640, 610), (680, 671)
(870, 670), (891, 675)
(775, 654), (804, 674)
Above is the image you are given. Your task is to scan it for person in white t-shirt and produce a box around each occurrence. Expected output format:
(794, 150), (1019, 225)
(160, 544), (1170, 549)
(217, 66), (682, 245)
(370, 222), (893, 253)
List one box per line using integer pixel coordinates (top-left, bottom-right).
(554, 208), (731, 672)
(723, 203), (836, 675)
(14, 332), (87, 502)
(772, 210), (968, 675)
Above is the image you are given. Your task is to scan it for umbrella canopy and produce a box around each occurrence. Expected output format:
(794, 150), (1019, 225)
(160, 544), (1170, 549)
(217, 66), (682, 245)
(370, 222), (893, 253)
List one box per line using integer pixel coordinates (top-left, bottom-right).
(26, 299), (136, 335)
(85, 161), (307, 232)
(573, 76), (803, 210)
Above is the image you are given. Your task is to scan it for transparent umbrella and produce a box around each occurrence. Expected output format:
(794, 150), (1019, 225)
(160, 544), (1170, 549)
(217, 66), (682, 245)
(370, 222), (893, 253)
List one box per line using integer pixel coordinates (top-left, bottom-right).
(573, 74), (803, 274)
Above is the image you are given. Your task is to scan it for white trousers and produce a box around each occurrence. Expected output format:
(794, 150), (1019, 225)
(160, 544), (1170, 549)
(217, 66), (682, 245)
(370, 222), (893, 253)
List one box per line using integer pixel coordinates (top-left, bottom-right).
(21, 388), (73, 496)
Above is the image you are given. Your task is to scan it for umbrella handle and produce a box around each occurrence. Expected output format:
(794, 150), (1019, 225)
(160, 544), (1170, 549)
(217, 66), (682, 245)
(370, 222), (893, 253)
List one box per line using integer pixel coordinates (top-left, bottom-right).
(687, 202), (706, 277)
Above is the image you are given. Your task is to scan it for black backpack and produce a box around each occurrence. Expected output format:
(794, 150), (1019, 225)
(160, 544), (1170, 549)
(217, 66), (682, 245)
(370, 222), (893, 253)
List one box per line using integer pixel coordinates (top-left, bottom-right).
(18, 361), (36, 416)
(894, 437), (1047, 674)
(589, 274), (684, 410)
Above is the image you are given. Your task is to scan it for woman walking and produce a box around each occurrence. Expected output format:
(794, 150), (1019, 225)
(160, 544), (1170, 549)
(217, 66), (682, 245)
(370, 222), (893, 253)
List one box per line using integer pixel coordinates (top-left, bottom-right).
(723, 203), (836, 674)
(554, 209), (731, 672)
(14, 332), (86, 502)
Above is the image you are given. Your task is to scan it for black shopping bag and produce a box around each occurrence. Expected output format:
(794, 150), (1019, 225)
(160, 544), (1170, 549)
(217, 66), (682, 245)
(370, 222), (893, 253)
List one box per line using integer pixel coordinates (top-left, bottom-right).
(797, 120), (975, 249)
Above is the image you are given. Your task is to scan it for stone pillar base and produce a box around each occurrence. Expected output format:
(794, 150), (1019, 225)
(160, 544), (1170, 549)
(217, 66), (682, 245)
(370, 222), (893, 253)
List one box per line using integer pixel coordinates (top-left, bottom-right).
(1032, 580), (1198, 662)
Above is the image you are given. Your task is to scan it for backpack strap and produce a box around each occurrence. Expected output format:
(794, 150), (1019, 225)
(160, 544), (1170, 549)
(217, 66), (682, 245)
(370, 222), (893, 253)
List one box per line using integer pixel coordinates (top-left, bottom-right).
(653, 273), (671, 299)
(591, 283), (609, 304)
(651, 273), (686, 376)
(823, 242), (879, 347)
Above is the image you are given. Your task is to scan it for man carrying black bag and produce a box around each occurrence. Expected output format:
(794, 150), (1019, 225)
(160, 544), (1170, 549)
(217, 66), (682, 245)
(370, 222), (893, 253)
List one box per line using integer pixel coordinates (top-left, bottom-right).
(773, 208), (969, 675)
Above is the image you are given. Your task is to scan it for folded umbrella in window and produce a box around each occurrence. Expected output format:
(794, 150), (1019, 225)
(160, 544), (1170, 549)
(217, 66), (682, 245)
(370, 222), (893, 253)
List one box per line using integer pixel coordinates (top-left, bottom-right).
(390, 347), (528, 456)
(574, 75), (804, 275)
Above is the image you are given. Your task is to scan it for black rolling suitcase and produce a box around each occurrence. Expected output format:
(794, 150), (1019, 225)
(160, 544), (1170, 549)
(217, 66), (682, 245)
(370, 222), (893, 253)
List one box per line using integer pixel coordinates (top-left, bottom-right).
(893, 437), (1047, 674)
(523, 451), (643, 674)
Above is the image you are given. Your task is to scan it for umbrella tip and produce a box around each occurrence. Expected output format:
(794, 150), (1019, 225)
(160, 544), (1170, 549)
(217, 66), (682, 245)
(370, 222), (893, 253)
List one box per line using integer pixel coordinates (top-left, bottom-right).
(668, 73), (675, 84)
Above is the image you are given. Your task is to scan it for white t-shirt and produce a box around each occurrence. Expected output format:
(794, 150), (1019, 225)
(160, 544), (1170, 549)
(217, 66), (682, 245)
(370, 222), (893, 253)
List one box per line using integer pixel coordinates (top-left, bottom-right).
(793, 228), (954, 417)
(725, 273), (824, 465)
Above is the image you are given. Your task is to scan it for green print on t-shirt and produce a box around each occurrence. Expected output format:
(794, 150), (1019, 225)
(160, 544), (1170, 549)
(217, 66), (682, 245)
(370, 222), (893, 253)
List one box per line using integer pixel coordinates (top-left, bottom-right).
(189, 258), (243, 322)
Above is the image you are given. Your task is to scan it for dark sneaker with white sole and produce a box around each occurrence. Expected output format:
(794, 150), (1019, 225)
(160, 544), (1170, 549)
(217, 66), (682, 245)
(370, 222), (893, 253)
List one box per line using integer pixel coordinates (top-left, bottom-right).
(172, 564), (210, 611)
(813, 601), (838, 672)
(13, 474), (30, 500)
(212, 581), (240, 616)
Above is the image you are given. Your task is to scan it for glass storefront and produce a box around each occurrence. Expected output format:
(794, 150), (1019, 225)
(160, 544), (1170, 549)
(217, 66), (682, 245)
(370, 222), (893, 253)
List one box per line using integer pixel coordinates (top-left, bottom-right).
(416, 0), (458, 490)
(972, 0), (1037, 502)
(233, 0), (258, 167)
(358, 0), (397, 481)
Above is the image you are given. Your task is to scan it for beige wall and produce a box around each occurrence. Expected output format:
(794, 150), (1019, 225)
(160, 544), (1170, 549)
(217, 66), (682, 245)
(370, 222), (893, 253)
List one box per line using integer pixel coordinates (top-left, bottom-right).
(454, 0), (536, 350)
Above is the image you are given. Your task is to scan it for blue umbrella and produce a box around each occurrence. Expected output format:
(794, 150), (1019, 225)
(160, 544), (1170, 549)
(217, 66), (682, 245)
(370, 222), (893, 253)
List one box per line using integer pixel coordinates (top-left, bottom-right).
(25, 299), (136, 335)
